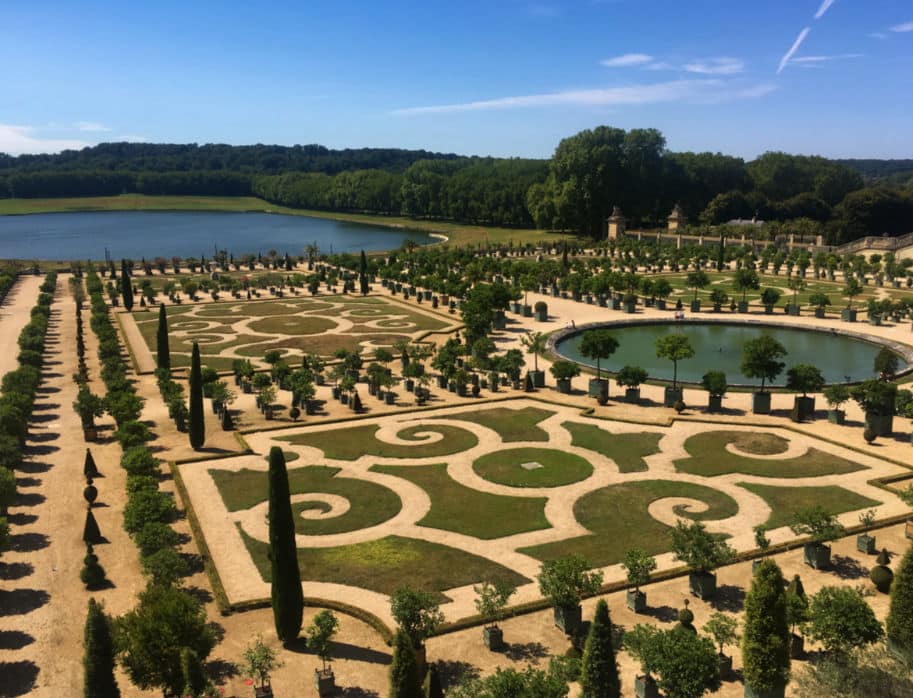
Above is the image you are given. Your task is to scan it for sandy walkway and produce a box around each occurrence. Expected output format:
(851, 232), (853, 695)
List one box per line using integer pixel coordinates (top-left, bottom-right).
(0, 274), (44, 377)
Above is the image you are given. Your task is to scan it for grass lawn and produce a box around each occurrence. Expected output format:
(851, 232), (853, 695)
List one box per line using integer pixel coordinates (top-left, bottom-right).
(279, 423), (479, 461)
(675, 431), (864, 478)
(239, 529), (528, 599)
(210, 465), (402, 535)
(0, 194), (576, 248)
(738, 482), (881, 530)
(473, 447), (593, 488)
(563, 421), (662, 473)
(440, 406), (555, 442)
(520, 480), (739, 566)
(372, 463), (550, 539)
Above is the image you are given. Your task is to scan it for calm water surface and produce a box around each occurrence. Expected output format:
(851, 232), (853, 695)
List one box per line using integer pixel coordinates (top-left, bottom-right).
(556, 321), (906, 385)
(0, 211), (433, 260)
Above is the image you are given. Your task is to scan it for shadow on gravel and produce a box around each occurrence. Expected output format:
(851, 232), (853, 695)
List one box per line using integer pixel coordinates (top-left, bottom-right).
(831, 555), (870, 580)
(9, 532), (49, 553)
(0, 660), (39, 696)
(0, 562), (34, 581)
(0, 588), (50, 616)
(0, 630), (35, 650)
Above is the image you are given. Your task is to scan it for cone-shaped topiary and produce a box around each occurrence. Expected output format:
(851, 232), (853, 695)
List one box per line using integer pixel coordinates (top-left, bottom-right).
(887, 544), (913, 662)
(155, 304), (170, 371)
(188, 342), (205, 450)
(423, 663), (443, 698)
(121, 260), (133, 311)
(351, 392), (362, 412)
(268, 447), (303, 643)
(81, 544), (107, 588)
(742, 558), (790, 694)
(579, 599), (621, 698)
(871, 549), (894, 593)
(83, 598), (120, 698)
(180, 647), (207, 697)
(389, 629), (423, 698)
(83, 508), (102, 545)
(84, 448), (99, 478)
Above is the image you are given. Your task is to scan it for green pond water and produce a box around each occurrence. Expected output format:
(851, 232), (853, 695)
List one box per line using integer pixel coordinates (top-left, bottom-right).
(555, 322), (907, 385)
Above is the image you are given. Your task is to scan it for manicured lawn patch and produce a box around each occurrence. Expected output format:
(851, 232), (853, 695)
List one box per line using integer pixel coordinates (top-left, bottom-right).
(738, 482), (881, 530)
(373, 463), (550, 539)
(247, 315), (338, 335)
(438, 406), (555, 442)
(562, 421), (662, 473)
(728, 432), (789, 455)
(210, 465), (401, 535)
(279, 423), (479, 461)
(239, 529), (528, 598)
(520, 480), (739, 566)
(473, 447), (592, 488)
(675, 431), (864, 478)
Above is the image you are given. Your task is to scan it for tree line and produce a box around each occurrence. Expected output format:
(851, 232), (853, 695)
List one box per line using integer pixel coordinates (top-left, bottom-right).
(2, 133), (912, 243)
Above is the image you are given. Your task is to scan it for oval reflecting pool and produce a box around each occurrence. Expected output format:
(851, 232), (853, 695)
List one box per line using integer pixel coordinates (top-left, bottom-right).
(554, 321), (908, 385)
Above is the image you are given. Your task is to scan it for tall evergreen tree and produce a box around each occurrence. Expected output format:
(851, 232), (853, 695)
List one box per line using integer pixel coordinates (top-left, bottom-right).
(389, 629), (423, 698)
(887, 544), (913, 662)
(423, 664), (443, 698)
(268, 446), (303, 643)
(359, 250), (369, 296)
(180, 647), (207, 696)
(155, 304), (170, 371)
(580, 599), (621, 697)
(188, 342), (205, 450)
(742, 558), (790, 695)
(83, 598), (120, 698)
(120, 260), (133, 311)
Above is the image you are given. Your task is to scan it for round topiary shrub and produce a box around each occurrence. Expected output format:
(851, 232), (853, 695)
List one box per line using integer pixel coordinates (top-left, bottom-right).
(864, 427), (877, 443)
(674, 400), (686, 413)
(871, 561), (894, 594)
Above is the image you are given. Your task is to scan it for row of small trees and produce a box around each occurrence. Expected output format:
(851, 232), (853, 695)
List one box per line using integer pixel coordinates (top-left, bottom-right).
(0, 272), (56, 562)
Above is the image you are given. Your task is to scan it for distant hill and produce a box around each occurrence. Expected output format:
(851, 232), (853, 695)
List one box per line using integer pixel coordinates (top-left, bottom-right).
(834, 159), (913, 182)
(0, 142), (461, 175)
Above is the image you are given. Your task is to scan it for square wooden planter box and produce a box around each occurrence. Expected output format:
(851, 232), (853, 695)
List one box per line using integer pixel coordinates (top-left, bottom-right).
(803, 542), (831, 570)
(553, 604), (582, 636)
(857, 533), (876, 554)
(626, 589), (646, 613)
(634, 675), (659, 698)
(689, 571), (716, 600)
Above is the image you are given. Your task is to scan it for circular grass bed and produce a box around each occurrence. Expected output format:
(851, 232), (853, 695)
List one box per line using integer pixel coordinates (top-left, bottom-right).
(248, 315), (338, 335)
(730, 432), (789, 455)
(473, 447), (593, 488)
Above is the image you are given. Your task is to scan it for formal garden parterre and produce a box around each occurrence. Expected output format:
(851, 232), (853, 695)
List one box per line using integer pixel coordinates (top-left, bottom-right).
(176, 399), (910, 627)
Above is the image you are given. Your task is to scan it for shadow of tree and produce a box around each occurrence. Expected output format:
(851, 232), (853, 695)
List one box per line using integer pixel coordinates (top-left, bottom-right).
(713, 585), (746, 613)
(205, 658), (238, 685)
(0, 562), (34, 581)
(0, 660), (39, 695)
(0, 630), (34, 650)
(14, 492), (46, 507)
(503, 641), (550, 662)
(22, 445), (58, 457)
(643, 605), (679, 623)
(5, 513), (37, 526)
(435, 659), (480, 689)
(10, 533), (49, 553)
(830, 555), (869, 580)
(338, 688), (380, 698)
(14, 476), (41, 488)
(0, 588), (50, 616)
(328, 640), (390, 665)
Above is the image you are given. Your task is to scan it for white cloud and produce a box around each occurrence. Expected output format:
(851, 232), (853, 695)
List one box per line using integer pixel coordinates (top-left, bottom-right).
(814, 0), (836, 20)
(791, 53), (863, 63)
(76, 121), (111, 132)
(393, 79), (773, 115)
(890, 21), (913, 33)
(777, 27), (811, 73)
(869, 32), (888, 39)
(601, 53), (654, 68)
(0, 124), (90, 155)
(683, 57), (744, 75)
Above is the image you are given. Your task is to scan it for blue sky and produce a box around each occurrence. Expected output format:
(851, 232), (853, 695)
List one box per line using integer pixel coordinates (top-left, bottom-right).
(1, 0), (911, 160)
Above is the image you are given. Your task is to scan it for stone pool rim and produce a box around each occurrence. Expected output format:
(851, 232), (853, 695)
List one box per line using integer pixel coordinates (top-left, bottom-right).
(547, 317), (913, 388)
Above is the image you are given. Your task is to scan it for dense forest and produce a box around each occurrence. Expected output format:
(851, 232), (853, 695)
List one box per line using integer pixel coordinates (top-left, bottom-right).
(1, 136), (911, 244)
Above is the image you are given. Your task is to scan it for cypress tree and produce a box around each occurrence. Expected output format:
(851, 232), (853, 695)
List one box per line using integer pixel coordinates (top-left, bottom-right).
(359, 250), (369, 296)
(180, 647), (207, 696)
(887, 543), (913, 662)
(83, 508), (102, 544)
(580, 599), (621, 698)
(84, 448), (99, 479)
(742, 558), (790, 694)
(423, 663), (443, 698)
(389, 629), (422, 698)
(268, 446), (303, 643)
(83, 598), (120, 698)
(156, 304), (170, 371)
(188, 342), (205, 450)
(120, 260), (133, 311)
